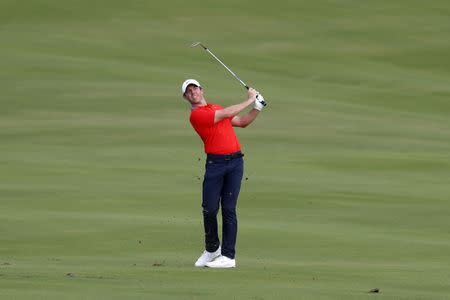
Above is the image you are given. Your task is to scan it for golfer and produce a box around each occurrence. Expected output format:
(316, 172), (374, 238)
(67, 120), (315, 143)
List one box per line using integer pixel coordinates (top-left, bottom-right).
(181, 79), (266, 268)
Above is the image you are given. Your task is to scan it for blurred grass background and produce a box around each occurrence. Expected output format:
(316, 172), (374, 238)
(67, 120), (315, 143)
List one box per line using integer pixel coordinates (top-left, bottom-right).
(1, 0), (450, 299)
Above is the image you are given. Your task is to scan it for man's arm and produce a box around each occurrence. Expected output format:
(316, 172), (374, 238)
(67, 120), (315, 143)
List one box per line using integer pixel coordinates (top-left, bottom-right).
(214, 88), (258, 124)
(231, 92), (266, 127)
(231, 109), (260, 128)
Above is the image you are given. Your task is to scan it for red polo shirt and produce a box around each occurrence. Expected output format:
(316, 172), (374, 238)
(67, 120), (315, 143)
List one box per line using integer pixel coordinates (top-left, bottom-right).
(190, 103), (241, 154)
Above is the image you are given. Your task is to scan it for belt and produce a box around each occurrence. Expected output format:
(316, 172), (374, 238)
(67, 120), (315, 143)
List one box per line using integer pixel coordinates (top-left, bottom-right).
(206, 151), (244, 161)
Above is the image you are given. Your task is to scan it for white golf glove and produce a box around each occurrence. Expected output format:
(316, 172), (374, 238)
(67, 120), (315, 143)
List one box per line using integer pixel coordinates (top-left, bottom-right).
(254, 94), (266, 111)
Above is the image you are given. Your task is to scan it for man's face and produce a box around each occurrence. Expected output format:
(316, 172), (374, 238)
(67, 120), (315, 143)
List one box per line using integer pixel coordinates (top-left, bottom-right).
(184, 85), (204, 104)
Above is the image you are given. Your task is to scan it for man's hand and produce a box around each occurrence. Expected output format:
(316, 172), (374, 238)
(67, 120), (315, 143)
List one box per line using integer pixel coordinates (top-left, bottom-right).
(247, 87), (258, 100)
(248, 87), (266, 111)
(254, 94), (266, 111)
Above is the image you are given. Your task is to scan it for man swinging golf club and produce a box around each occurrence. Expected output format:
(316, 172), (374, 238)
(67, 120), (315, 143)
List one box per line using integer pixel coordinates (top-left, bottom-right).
(182, 78), (266, 268)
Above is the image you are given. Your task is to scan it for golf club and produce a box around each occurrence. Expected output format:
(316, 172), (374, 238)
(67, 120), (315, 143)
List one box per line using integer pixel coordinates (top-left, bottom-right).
(190, 42), (267, 107)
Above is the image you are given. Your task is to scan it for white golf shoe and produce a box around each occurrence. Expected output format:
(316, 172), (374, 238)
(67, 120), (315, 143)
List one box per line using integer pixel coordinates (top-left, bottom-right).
(194, 247), (221, 267)
(205, 255), (236, 268)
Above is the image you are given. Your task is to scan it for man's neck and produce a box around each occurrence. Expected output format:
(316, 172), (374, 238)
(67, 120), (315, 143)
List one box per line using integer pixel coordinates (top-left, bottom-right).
(191, 99), (208, 109)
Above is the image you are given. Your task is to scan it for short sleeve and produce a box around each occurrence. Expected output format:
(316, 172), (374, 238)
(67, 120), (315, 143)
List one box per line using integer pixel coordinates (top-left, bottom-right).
(190, 108), (215, 128)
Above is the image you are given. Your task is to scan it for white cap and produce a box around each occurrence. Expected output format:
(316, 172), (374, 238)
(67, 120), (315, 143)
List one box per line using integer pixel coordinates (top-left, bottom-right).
(181, 79), (201, 94)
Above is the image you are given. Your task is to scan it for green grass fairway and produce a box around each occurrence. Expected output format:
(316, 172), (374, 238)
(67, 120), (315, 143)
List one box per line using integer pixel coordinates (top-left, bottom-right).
(1, 1), (450, 299)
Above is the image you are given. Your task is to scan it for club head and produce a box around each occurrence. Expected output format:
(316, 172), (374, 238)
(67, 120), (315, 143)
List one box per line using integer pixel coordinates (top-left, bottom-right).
(190, 42), (207, 49)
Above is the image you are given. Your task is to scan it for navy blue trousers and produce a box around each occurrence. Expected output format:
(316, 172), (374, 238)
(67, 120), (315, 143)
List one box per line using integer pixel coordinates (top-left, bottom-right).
(202, 154), (244, 259)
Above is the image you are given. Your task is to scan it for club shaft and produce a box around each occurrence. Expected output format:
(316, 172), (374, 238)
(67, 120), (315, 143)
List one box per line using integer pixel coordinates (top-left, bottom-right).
(203, 48), (249, 89)
(193, 42), (266, 107)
